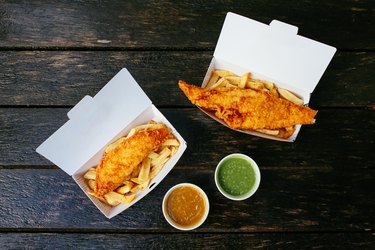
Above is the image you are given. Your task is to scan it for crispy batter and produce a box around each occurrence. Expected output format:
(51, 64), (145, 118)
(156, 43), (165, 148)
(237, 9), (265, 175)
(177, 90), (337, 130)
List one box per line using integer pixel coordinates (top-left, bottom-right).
(95, 125), (170, 197)
(179, 80), (317, 133)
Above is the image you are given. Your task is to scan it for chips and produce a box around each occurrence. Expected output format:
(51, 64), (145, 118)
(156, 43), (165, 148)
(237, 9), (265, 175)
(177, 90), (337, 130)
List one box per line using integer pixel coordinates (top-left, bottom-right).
(206, 69), (305, 138)
(277, 88), (304, 106)
(84, 121), (180, 206)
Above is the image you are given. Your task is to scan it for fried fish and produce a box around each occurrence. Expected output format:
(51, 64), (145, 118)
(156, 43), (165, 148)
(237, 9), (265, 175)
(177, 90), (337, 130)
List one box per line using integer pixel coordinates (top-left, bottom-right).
(179, 80), (317, 133)
(95, 124), (170, 197)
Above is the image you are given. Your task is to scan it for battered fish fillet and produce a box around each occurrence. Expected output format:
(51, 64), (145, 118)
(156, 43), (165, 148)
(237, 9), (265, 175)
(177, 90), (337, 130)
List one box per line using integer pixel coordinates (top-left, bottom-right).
(95, 124), (170, 197)
(179, 80), (317, 131)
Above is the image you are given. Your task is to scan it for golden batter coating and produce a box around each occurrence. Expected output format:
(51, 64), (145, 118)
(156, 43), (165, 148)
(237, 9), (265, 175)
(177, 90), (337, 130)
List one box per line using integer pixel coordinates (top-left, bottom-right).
(95, 125), (170, 197)
(179, 80), (317, 134)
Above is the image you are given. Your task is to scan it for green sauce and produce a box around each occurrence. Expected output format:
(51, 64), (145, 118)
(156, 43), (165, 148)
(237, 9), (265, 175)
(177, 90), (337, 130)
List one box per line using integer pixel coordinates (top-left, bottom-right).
(217, 157), (256, 196)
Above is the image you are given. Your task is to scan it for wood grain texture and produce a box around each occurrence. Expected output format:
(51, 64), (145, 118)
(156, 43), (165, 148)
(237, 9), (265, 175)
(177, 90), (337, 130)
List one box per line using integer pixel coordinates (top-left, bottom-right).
(0, 108), (374, 168)
(1, 0), (373, 49)
(1, 233), (374, 249)
(0, 51), (374, 107)
(0, 168), (374, 231)
(0, 50), (211, 106)
(1, 0), (374, 245)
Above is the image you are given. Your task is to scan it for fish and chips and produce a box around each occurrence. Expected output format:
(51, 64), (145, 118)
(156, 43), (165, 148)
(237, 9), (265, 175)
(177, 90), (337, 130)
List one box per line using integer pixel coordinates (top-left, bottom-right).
(84, 121), (180, 206)
(179, 70), (317, 139)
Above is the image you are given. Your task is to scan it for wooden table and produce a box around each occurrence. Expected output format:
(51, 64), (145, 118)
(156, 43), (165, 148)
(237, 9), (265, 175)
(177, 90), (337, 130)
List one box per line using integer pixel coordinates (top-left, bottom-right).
(1, 1), (374, 248)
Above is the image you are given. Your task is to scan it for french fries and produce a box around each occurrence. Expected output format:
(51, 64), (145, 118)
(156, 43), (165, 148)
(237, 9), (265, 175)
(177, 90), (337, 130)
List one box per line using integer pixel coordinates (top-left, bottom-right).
(205, 69), (305, 138)
(256, 129), (279, 136)
(83, 170), (96, 180)
(277, 88), (304, 106)
(138, 158), (151, 182)
(84, 122), (180, 206)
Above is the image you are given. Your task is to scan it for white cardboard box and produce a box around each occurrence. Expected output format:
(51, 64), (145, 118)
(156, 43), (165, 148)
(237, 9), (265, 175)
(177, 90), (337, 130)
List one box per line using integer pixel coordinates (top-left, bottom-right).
(201, 12), (337, 142)
(36, 68), (187, 218)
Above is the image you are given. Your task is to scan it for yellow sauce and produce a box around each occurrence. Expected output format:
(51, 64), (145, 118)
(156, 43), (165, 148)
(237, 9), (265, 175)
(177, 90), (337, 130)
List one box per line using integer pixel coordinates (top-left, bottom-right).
(166, 186), (206, 227)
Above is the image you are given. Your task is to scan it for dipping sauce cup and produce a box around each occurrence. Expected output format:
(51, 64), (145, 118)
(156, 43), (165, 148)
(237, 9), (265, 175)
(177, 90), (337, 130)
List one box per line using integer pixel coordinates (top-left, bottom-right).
(162, 183), (209, 230)
(215, 153), (260, 201)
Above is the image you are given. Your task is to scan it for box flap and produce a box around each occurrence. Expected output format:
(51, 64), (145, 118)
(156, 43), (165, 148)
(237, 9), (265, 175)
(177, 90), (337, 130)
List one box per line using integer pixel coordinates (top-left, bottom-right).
(36, 68), (152, 175)
(214, 12), (336, 93)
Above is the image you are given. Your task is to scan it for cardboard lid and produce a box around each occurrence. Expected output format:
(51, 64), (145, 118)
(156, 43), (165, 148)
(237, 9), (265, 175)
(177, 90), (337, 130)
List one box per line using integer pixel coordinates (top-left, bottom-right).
(214, 12), (336, 93)
(36, 68), (152, 175)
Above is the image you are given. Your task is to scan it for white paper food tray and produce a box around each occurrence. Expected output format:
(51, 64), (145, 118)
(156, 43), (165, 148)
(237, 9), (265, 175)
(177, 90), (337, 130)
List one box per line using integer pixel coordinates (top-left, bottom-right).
(36, 68), (187, 218)
(200, 12), (337, 142)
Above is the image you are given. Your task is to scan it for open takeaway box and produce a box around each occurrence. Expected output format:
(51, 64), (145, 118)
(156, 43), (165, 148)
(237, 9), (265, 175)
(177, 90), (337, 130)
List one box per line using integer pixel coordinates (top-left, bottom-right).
(200, 12), (336, 142)
(36, 68), (187, 218)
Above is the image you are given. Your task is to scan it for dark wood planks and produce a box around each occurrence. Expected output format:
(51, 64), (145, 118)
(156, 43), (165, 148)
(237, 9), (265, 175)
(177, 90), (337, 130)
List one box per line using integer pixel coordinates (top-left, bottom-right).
(0, 51), (374, 107)
(0, 50), (211, 106)
(0, 108), (374, 168)
(0, 0), (373, 247)
(1, 1), (374, 49)
(0, 168), (374, 231)
(1, 233), (374, 249)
